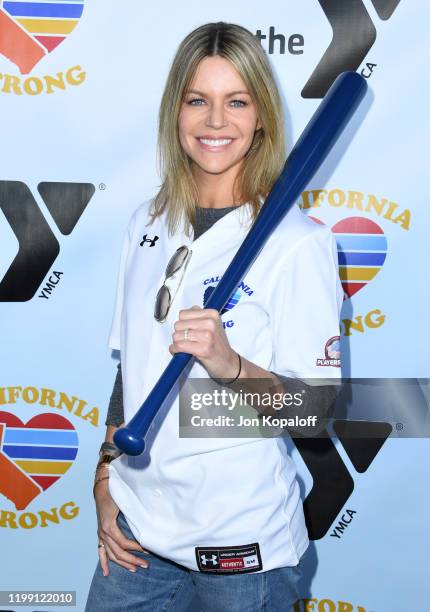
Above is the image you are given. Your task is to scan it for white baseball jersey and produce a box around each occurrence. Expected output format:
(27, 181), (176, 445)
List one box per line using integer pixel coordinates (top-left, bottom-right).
(107, 198), (343, 573)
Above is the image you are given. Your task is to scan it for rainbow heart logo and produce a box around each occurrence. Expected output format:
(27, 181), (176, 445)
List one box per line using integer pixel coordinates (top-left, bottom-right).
(309, 216), (388, 298)
(0, 0), (84, 74)
(0, 411), (78, 510)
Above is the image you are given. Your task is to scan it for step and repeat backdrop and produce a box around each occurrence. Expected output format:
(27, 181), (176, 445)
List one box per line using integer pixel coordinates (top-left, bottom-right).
(1, 1), (429, 611)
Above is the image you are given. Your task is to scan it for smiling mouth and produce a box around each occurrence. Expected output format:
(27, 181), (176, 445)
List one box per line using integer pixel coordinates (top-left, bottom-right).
(197, 137), (234, 149)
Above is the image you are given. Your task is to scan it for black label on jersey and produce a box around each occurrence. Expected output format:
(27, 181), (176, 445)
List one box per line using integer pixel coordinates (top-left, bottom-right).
(195, 542), (262, 574)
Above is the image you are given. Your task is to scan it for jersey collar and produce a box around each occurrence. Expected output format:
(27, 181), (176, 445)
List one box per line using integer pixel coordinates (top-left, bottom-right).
(180, 202), (254, 253)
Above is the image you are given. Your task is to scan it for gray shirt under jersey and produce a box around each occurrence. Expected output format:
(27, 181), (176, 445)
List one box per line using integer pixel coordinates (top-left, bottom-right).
(105, 204), (336, 436)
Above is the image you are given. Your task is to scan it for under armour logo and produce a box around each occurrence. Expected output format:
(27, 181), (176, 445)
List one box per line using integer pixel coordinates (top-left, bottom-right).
(139, 234), (159, 247)
(200, 554), (218, 566)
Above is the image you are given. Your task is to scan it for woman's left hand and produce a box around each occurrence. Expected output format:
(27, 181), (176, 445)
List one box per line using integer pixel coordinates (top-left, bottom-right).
(169, 305), (240, 380)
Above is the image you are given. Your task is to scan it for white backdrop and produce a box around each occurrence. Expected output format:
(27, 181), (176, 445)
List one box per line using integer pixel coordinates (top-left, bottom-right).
(1, 1), (429, 610)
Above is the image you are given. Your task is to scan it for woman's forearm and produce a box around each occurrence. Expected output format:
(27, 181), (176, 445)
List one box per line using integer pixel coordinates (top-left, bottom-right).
(105, 355), (336, 439)
(105, 362), (125, 427)
(227, 353), (337, 436)
(105, 424), (124, 444)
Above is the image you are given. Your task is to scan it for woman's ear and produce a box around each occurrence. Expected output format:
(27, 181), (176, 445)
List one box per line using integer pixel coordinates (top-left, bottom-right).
(256, 118), (262, 131)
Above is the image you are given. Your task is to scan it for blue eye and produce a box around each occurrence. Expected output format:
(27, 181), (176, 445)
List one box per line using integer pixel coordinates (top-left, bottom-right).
(186, 98), (248, 107)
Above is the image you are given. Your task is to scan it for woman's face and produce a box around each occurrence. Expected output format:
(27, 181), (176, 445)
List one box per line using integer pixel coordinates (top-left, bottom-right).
(178, 56), (261, 180)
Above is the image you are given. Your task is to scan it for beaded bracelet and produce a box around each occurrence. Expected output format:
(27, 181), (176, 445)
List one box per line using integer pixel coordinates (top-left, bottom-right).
(98, 441), (122, 457)
(94, 474), (109, 486)
(95, 460), (110, 472)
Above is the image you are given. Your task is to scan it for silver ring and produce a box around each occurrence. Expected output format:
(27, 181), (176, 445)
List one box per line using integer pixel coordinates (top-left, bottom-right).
(98, 542), (105, 549)
(183, 328), (189, 341)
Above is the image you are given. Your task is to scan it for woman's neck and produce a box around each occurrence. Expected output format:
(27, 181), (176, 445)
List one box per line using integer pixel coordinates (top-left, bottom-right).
(192, 161), (242, 209)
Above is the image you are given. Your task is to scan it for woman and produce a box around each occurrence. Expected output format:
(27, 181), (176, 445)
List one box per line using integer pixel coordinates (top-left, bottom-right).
(86, 21), (343, 611)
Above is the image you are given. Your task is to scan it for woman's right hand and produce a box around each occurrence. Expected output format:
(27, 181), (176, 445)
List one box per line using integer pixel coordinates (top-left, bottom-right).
(94, 473), (150, 576)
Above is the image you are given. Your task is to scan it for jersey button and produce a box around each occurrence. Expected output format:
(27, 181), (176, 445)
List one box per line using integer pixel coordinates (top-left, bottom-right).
(153, 488), (162, 497)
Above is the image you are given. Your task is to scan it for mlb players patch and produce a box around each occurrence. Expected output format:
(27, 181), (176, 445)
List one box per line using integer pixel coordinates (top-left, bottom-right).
(316, 335), (341, 367)
(195, 543), (262, 574)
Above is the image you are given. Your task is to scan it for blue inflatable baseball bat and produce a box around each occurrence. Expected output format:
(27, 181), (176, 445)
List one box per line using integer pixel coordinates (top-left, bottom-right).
(114, 71), (367, 455)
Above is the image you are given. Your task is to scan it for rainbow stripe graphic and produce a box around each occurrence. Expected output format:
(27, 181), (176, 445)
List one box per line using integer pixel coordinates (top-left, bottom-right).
(224, 289), (241, 312)
(331, 217), (387, 298)
(203, 285), (242, 315)
(0, 412), (78, 509)
(0, 1), (84, 73)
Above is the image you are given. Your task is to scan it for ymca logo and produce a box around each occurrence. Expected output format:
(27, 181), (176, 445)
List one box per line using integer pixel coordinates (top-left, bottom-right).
(295, 419), (392, 539)
(0, 0), (86, 94)
(302, 0), (401, 97)
(0, 181), (95, 301)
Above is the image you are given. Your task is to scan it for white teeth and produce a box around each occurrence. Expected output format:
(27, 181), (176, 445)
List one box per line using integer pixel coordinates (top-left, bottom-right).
(199, 138), (232, 146)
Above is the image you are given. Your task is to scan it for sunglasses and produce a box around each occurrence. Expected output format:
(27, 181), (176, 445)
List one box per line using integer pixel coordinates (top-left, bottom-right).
(154, 245), (192, 322)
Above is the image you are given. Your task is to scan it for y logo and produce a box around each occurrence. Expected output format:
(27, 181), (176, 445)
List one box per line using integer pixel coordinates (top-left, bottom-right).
(295, 420), (392, 539)
(0, 181), (94, 301)
(302, 0), (401, 98)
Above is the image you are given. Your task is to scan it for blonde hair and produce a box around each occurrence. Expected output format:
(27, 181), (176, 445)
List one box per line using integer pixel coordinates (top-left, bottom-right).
(149, 21), (286, 237)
